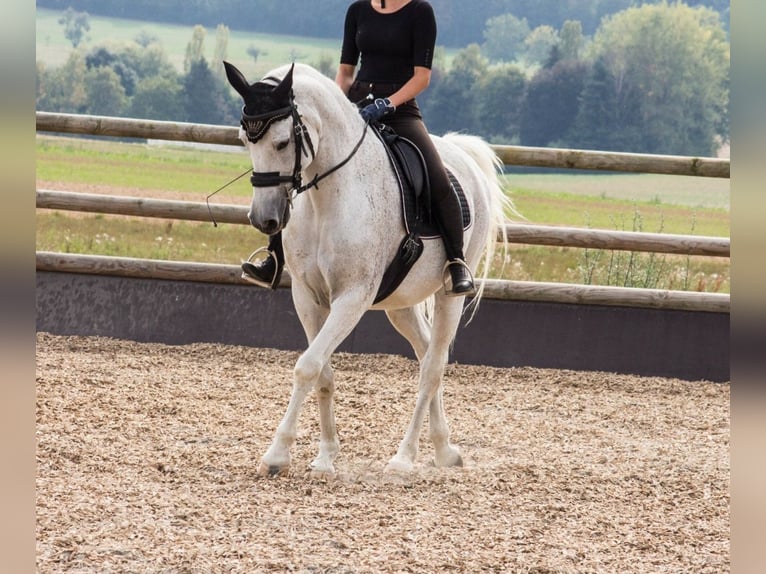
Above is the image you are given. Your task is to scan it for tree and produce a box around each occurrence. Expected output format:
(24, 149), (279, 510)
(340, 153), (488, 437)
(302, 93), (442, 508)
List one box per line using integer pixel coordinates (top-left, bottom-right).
(184, 25), (206, 74)
(482, 13), (530, 63)
(559, 20), (584, 61)
(213, 25), (230, 80)
(247, 45), (264, 65)
(523, 25), (558, 66)
(58, 7), (90, 48)
(312, 52), (337, 79)
(422, 44), (487, 135)
(588, 2), (729, 155)
(520, 60), (588, 147)
(84, 66), (127, 116)
(134, 30), (160, 48)
(85, 46), (138, 96)
(475, 64), (527, 144)
(182, 58), (238, 125)
(123, 43), (178, 80)
(566, 57), (620, 150)
(36, 52), (88, 113)
(130, 76), (183, 121)
(82, 42), (178, 100)
(37, 1), (729, 46)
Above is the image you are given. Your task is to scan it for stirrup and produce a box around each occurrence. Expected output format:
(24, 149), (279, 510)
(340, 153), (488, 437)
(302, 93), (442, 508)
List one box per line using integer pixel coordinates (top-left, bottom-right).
(441, 259), (476, 297)
(241, 247), (281, 289)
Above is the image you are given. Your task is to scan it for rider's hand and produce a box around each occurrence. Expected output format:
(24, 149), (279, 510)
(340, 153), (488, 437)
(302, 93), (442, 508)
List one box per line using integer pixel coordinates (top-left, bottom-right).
(360, 98), (396, 123)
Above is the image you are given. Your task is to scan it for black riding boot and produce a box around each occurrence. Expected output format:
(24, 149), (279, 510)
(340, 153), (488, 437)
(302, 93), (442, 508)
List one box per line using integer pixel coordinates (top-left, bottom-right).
(241, 232), (285, 289)
(433, 195), (475, 296)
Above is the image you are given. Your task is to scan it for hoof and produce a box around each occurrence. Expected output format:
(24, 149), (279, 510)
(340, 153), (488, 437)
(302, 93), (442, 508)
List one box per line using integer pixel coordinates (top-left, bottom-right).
(309, 468), (336, 480)
(309, 459), (336, 478)
(434, 446), (463, 468)
(384, 456), (414, 474)
(257, 460), (288, 477)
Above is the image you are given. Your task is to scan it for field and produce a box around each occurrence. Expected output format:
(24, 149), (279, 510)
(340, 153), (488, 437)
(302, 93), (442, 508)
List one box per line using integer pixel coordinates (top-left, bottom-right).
(36, 8), (467, 79)
(36, 7), (342, 79)
(36, 135), (731, 292)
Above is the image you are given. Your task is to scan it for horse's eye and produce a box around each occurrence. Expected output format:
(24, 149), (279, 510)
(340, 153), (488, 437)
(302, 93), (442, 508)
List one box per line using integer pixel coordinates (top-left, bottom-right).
(276, 139), (289, 151)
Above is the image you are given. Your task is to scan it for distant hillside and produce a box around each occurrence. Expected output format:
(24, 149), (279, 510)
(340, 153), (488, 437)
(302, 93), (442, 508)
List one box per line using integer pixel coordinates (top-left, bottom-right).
(36, 8), (343, 79)
(34, 0), (730, 47)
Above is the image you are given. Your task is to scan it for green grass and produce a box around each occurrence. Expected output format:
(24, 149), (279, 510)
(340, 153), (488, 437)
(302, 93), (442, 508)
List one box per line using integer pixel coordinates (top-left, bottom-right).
(509, 188), (729, 237)
(37, 211), (260, 265)
(508, 172), (730, 211)
(37, 136), (254, 197)
(35, 135), (730, 293)
(501, 173), (729, 291)
(37, 7), (342, 78)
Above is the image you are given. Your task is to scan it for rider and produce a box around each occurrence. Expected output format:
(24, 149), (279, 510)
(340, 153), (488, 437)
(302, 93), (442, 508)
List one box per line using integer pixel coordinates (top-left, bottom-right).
(242, 0), (475, 295)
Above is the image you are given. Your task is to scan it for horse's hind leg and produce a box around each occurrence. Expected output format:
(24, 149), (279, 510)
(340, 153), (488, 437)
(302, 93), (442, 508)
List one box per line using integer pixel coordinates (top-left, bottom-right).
(386, 296), (464, 473)
(385, 305), (431, 361)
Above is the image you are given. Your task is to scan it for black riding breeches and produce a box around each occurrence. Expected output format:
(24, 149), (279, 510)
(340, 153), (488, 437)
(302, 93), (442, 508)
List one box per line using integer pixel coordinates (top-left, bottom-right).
(348, 82), (466, 261)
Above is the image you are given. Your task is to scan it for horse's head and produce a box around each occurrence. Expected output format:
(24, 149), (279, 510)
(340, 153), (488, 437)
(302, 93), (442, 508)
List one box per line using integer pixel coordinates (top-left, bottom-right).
(224, 61), (318, 235)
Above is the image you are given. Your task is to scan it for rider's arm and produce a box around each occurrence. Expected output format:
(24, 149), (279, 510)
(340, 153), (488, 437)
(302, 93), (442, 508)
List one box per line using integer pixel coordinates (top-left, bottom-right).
(387, 66), (431, 109)
(335, 63), (356, 95)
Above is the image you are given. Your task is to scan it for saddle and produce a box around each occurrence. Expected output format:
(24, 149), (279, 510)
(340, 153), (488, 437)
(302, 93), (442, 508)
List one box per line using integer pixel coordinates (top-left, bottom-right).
(371, 124), (471, 304)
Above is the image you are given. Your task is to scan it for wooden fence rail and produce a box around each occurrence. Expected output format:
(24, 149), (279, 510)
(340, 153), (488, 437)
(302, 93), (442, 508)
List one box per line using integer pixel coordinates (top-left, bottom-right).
(36, 189), (731, 257)
(36, 112), (730, 178)
(36, 251), (729, 313)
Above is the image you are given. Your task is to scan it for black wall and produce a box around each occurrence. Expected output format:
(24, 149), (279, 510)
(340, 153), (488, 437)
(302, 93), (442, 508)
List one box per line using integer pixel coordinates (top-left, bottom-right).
(36, 271), (729, 382)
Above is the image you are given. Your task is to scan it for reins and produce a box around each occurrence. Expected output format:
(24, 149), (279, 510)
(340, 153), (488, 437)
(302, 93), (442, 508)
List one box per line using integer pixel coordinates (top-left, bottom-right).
(205, 167), (252, 227)
(294, 121), (370, 195)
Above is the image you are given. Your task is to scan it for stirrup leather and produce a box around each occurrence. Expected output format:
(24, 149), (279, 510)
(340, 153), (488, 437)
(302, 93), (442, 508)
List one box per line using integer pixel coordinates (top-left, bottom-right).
(441, 259), (476, 297)
(241, 247), (281, 289)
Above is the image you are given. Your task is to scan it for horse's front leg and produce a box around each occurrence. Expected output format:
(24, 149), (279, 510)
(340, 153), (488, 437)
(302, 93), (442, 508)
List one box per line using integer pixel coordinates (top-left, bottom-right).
(310, 361), (340, 475)
(258, 366), (313, 476)
(290, 295), (341, 476)
(257, 357), (339, 477)
(258, 288), (371, 477)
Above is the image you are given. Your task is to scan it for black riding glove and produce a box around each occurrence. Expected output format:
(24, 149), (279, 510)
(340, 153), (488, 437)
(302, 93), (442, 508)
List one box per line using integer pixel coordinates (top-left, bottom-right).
(360, 98), (395, 122)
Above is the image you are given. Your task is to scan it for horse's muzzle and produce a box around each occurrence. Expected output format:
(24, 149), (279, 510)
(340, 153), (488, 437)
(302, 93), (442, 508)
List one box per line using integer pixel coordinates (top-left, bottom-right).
(248, 212), (280, 235)
(247, 202), (290, 235)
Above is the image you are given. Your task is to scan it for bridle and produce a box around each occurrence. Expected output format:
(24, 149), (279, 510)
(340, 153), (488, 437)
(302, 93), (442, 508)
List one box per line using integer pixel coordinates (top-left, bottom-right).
(241, 88), (316, 196)
(206, 82), (371, 226)
(243, 84), (371, 198)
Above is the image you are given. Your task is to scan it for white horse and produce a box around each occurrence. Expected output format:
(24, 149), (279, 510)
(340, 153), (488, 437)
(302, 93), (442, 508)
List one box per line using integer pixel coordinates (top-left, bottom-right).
(224, 62), (514, 476)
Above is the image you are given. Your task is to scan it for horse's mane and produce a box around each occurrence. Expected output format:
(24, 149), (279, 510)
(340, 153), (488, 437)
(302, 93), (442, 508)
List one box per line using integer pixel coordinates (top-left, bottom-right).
(267, 63), (360, 121)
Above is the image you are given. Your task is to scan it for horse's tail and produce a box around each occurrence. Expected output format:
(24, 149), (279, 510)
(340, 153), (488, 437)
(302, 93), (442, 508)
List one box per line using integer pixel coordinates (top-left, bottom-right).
(442, 133), (521, 320)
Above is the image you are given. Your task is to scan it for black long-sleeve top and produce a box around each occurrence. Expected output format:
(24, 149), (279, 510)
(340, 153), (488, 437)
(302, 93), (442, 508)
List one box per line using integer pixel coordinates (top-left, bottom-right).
(340, 0), (437, 85)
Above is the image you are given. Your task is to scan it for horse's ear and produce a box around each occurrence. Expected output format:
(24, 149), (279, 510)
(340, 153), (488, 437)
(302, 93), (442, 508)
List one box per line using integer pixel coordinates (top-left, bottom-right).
(272, 63), (295, 101)
(223, 61), (251, 99)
